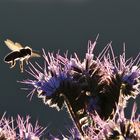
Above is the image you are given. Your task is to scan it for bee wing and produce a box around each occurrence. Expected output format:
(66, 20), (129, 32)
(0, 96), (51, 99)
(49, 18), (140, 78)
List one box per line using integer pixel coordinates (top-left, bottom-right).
(31, 51), (41, 58)
(15, 42), (23, 49)
(4, 39), (23, 51)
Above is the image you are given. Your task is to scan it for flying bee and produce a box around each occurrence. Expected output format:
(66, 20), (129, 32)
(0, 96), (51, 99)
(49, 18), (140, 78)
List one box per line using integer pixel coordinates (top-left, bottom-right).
(4, 39), (40, 72)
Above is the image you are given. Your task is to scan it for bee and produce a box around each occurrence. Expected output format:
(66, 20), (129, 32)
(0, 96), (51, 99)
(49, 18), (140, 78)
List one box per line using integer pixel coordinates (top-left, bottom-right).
(4, 39), (40, 72)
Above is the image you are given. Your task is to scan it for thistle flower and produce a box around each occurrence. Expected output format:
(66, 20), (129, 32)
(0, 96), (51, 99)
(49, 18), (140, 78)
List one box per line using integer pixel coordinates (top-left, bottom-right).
(0, 113), (16, 140)
(0, 114), (45, 140)
(16, 115), (46, 140)
(85, 102), (140, 140)
(21, 37), (140, 137)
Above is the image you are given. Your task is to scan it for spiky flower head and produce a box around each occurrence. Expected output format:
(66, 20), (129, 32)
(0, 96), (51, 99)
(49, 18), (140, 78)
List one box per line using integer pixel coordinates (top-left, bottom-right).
(21, 37), (140, 136)
(0, 114), (45, 140)
(16, 115), (46, 140)
(0, 113), (16, 140)
(84, 102), (140, 140)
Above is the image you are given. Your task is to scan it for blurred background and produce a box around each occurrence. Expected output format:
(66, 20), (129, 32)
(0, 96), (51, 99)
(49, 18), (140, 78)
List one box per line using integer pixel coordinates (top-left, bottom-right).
(0, 0), (140, 138)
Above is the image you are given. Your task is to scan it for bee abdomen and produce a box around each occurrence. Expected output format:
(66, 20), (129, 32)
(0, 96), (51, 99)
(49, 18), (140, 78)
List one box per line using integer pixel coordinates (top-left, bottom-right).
(4, 51), (21, 62)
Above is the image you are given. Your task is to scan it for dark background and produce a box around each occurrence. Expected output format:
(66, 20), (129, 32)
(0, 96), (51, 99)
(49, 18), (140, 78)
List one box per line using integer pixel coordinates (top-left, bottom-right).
(0, 0), (140, 138)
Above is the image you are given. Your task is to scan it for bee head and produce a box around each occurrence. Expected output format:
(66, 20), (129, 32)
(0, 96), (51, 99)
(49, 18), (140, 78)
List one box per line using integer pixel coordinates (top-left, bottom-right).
(25, 46), (32, 55)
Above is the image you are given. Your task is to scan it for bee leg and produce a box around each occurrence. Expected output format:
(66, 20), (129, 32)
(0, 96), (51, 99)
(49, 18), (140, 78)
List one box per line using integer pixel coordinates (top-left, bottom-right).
(25, 58), (29, 65)
(10, 60), (16, 68)
(19, 60), (24, 73)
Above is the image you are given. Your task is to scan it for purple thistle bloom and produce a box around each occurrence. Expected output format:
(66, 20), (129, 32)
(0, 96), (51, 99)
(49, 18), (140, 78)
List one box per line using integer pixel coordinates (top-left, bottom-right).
(16, 115), (46, 140)
(0, 113), (16, 140)
(21, 37), (140, 137)
(121, 65), (140, 98)
(0, 114), (46, 140)
(85, 102), (140, 140)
